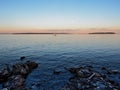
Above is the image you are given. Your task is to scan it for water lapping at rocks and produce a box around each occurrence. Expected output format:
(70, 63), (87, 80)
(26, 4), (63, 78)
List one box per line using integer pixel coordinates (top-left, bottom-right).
(0, 58), (120, 90)
(0, 59), (38, 90)
(61, 66), (120, 90)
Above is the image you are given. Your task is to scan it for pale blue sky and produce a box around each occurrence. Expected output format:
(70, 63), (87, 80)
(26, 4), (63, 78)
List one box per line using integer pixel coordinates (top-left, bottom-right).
(0, 0), (120, 32)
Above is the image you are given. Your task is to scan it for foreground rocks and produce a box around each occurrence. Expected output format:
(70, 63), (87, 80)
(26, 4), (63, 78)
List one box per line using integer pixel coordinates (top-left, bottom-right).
(0, 60), (38, 90)
(0, 58), (120, 90)
(61, 66), (120, 90)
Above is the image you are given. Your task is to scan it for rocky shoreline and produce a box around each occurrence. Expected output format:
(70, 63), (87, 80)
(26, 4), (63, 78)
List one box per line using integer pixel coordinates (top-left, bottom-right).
(0, 57), (38, 90)
(0, 57), (120, 90)
(61, 66), (120, 90)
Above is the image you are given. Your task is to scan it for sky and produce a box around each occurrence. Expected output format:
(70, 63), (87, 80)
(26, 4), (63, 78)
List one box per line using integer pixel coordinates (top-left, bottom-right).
(0, 0), (120, 33)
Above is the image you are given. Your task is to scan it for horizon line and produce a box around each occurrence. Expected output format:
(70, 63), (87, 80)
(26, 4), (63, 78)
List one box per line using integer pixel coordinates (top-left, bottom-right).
(0, 31), (118, 35)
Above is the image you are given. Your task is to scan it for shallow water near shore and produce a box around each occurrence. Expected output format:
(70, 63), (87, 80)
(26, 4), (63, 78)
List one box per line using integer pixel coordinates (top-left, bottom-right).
(0, 34), (120, 89)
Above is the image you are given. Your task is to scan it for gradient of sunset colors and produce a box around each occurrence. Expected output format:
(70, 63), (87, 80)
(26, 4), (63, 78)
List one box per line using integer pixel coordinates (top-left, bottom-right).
(0, 0), (120, 33)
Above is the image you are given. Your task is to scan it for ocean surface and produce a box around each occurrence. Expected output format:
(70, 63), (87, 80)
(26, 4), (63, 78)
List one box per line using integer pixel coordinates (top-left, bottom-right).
(0, 34), (120, 89)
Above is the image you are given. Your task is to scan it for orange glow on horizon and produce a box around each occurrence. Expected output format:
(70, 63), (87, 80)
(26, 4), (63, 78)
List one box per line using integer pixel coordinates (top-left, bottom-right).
(0, 26), (120, 33)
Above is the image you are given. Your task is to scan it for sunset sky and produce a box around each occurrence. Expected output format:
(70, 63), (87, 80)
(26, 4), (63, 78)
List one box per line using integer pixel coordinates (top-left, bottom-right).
(0, 0), (120, 33)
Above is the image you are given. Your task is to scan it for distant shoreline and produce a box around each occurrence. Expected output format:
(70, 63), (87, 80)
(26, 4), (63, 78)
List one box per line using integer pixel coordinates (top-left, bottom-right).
(89, 32), (116, 34)
(0, 32), (118, 35)
(12, 33), (71, 34)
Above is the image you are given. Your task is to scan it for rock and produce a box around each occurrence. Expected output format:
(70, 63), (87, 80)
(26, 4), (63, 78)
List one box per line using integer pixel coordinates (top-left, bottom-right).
(108, 79), (119, 86)
(0, 59), (38, 89)
(2, 88), (8, 90)
(68, 67), (83, 74)
(61, 66), (120, 90)
(101, 67), (107, 70)
(60, 84), (76, 90)
(3, 75), (25, 89)
(26, 61), (38, 70)
(20, 56), (26, 60)
(0, 66), (11, 83)
(68, 68), (78, 74)
(101, 67), (120, 74)
(88, 73), (96, 80)
(77, 69), (91, 78)
(12, 63), (30, 75)
(92, 81), (106, 89)
(109, 70), (120, 74)
(53, 68), (65, 75)
(53, 70), (61, 75)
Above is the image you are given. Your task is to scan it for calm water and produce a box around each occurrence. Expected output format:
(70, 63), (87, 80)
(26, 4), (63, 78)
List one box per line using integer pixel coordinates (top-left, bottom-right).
(0, 34), (120, 89)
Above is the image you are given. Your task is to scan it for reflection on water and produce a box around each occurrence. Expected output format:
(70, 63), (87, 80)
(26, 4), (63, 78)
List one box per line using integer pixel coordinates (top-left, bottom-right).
(0, 34), (120, 89)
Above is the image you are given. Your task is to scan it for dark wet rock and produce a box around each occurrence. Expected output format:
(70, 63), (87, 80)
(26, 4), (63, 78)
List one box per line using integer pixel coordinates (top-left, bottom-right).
(2, 88), (9, 90)
(77, 68), (91, 78)
(20, 56), (26, 60)
(61, 66), (120, 90)
(68, 67), (83, 74)
(53, 68), (65, 75)
(60, 84), (77, 90)
(101, 67), (120, 75)
(27, 61), (38, 70)
(101, 67), (107, 70)
(3, 75), (25, 89)
(53, 70), (61, 75)
(107, 70), (120, 74)
(0, 66), (11, 83)
(11, 61), (38, 76)
(0, 60), (38, 90)
(109, 80), (119, 87)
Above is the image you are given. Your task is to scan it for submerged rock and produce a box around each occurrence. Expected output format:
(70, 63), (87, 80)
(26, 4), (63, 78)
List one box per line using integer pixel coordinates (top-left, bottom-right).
(53, 70), (61, 75)
(20, 56), (26, 61)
